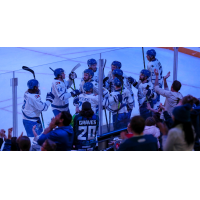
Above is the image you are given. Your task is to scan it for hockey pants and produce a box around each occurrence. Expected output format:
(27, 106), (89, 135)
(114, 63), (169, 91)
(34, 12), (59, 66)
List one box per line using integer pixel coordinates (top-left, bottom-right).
(139, 103), (152, 121)
(23, 119), (43, 137)
(113, 113), (129, 130)
(53, 109), (70, 117)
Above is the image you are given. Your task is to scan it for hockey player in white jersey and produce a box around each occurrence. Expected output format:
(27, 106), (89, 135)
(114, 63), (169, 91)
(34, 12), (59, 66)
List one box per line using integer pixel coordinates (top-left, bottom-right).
(22, 79), (55, 137)
(51, 68), (81, 116)
(128, 69), (157, 120)
(104, 68), (135, 118)
(104, 77), (134, 130)
(74, 82), (108, 114)
(80, 69), (108, 95)
(104, 61), (135, 105)
(146, 49), (163, 109)
(87, 59), (99, 82)
(81, 59), (99, 82)
(104, 61), (122, 92)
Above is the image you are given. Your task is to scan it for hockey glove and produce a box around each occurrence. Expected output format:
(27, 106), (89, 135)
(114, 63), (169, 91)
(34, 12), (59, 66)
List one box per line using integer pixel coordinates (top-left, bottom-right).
(73, 97), (79, 106)
(69, 72), (77, 80)
(103, 77), (109, 87)
(70, 90), (81, 97)
(146, 89), (151, 97)
(46, 92), (55, 103)
(128, 77), (136, 85)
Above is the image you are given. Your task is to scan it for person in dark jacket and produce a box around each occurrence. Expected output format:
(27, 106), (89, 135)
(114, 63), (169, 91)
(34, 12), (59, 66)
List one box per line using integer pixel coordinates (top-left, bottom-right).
(118, 116), (158, 151)
(0, 129), (6, 149)
(37, 111), (74, 151)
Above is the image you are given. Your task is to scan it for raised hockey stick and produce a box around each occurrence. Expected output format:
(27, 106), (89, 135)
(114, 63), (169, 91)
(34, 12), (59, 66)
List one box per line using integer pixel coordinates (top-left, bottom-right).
(142, 47), (146, 69)
(22, 66), (36, 79)
(22, 66), (45, 129)
(71, 63), (81, 90)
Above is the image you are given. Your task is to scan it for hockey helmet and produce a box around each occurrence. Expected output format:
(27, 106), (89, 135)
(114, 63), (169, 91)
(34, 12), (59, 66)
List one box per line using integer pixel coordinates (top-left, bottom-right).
(83, 82), (93, 92)
(54, 68), (64, 78)
(114, 77), (122, 87)
(112, 69), (123, 77)
(146, 49), (156, 57)
(27, 79), (39, 89)
(140, 69), (151, 78)
(111, 61), (122, 69)
(87, 59), (97, 66)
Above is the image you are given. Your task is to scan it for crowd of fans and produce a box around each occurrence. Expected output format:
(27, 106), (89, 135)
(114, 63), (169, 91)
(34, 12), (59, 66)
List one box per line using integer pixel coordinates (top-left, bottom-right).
(1, 91), (199, 151)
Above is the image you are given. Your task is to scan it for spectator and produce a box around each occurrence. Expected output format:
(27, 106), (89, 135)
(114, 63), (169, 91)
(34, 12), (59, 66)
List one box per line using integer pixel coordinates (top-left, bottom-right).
(37, 111), (74, 151)
(182, 95), (200, 150)
(2, 130), (28, 151)
(41, 139), (57, 151)
(118, 116), (158, 151)
(154, 70), (183, 116)
(17, 135), (31, 151)
(143, 117), (160, 148)
(161, 104), (195, 151)
(3, 128), (14, 151)
(0, 129), (6, 149)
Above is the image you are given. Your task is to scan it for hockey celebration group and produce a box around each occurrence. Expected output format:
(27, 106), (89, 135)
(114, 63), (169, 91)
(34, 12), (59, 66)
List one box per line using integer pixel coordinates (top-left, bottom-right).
(1, 48), (200, 151)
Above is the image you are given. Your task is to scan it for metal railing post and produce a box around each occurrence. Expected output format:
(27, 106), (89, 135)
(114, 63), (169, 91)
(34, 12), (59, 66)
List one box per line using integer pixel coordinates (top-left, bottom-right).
(173, 47), (179, 81)
(98, 56), (104, 136)
(11, 71), (18, 137)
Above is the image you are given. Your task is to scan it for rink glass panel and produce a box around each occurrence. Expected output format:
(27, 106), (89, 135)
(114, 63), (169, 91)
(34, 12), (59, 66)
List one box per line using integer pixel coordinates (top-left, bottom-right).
(177, 47), (200, 98)
(0, 72), (14, 134)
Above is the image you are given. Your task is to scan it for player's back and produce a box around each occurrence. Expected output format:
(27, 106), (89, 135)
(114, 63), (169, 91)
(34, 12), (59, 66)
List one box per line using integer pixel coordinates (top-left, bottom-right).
(22, 91), (42, 121)
(108, 87), (132, 114)
(73, 114), (99, 150)
(78, 93), (99, 114)
(147, 58), (163, 85)
(51, 79), (70, 106)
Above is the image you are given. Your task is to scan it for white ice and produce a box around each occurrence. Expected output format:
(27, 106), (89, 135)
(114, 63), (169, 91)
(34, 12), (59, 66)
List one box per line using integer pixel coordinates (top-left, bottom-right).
(0, 47), (199, 136)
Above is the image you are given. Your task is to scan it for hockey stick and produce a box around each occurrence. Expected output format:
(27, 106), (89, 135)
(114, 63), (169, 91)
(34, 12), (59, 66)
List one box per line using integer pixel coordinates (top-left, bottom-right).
(49, 67), (54, 72)
(22, 66), (36, 79)
(71, 63), (81, 90)
(142, 47), (146, 69)
(102, 59), (109, 131)
(22, 66), (45, 129)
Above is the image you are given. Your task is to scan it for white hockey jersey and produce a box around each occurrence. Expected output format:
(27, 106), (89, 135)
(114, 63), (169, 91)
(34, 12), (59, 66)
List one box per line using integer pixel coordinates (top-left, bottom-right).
(104, 87), (134, 115)
(22, 91), (51, 122)
(147, 59), (163, 87)
(105, 71), (135, 106)
(51, 79), (73, 111)
(134, 81), (157, 107)
(74, 93), (99, 114)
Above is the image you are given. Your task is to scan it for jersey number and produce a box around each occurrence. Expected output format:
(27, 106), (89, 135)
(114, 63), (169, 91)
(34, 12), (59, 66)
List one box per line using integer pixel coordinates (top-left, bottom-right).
(78, 126), (96, 140)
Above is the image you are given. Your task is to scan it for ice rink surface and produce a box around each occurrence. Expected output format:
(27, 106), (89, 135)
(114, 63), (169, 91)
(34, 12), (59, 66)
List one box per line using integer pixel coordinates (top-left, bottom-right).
(0, 47), (199, 136)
